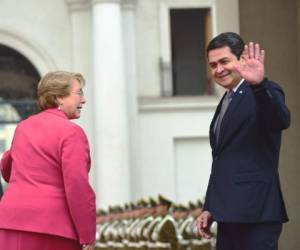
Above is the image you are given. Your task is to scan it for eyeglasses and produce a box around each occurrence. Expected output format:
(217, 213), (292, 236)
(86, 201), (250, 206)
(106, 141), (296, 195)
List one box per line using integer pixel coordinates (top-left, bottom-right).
(72, 89), (84, 97)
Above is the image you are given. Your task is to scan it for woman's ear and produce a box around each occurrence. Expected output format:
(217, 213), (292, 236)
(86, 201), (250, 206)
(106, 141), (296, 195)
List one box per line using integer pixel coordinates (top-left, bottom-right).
(56, 96), (64, 106)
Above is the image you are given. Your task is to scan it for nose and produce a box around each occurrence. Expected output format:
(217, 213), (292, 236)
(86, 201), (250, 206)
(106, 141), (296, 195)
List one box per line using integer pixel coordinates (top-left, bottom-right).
(216, 64), (224, 74)
(81, 96), (86, 104)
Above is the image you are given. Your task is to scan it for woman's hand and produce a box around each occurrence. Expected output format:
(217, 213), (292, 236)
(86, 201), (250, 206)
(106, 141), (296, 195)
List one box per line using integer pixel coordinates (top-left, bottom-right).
(82, 243), (95, 250)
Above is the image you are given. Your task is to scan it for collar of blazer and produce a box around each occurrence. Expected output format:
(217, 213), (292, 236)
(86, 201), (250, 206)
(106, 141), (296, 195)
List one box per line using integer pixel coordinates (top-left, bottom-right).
(44, 108), (69, 119)
(210, 81), (248, 153)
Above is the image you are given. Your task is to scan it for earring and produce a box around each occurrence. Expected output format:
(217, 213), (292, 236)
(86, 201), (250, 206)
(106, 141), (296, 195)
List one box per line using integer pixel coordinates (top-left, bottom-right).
(58, 103), (63, 110)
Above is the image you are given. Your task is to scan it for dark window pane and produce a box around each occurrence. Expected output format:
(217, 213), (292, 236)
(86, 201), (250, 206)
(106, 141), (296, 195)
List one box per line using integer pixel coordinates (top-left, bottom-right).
(170, 8), (211, 96)
(0, 44), (40, 123)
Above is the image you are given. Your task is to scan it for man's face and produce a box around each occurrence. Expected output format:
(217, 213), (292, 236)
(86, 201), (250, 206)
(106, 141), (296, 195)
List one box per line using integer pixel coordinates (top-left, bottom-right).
(156, 205), (168, 215)
(208, 46), (243, 90)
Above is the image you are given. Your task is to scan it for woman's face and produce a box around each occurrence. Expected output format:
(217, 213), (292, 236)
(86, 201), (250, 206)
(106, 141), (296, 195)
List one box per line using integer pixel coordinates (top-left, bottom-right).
(57, 79), (86, 119)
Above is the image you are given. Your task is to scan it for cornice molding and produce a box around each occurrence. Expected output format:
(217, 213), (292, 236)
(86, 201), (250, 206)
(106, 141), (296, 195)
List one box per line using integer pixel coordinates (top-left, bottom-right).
(65, 0), (91, 10)
(92, 0), (121, 5)
(91, 0), (138, 9)
(122, 0), (138, 10)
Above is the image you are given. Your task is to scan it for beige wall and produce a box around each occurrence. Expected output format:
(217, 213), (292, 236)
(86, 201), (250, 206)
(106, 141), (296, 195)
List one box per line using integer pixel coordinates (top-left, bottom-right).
(239, 0), (300, 249)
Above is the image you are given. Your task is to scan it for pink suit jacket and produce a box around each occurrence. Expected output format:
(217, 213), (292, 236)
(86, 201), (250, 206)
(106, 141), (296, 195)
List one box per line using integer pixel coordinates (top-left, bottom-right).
(0, 108), (96, 244)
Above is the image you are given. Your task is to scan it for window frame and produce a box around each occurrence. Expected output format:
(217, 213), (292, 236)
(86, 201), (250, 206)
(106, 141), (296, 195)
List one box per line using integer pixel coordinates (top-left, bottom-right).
(159, 0), (217, 97)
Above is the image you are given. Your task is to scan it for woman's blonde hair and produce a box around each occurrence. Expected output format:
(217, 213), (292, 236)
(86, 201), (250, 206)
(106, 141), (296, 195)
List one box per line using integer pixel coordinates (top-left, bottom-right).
(37, 71), (85, 110)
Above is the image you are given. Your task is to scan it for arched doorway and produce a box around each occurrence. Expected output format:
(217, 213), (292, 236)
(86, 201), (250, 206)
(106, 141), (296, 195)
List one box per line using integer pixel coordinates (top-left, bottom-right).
(0, 44), (40, 121)
(0, 44), (41, 194)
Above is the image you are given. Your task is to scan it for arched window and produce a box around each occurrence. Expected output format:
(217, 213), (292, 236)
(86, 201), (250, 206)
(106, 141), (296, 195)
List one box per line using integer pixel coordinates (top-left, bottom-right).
(0, 44), (40, 120)
(0, 44), (40, 153)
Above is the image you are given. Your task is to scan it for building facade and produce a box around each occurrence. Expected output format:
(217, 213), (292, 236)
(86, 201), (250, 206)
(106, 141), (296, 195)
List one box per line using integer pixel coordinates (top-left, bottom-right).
(0, 0), (299, 249)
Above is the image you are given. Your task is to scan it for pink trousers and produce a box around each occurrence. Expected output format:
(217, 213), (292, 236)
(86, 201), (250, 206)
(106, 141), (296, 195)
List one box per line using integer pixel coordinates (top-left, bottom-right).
(0, 229), (81, 250)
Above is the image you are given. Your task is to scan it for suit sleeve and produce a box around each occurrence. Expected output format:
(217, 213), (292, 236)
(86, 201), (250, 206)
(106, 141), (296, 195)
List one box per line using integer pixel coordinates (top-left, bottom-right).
(61, 125), (96, 244)
(251, 78), (291, 131)
(0, 150), (12, 182)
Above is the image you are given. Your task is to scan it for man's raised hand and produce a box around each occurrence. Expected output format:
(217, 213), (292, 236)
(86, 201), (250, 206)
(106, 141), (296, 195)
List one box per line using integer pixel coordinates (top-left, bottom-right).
(235, 42), (265, 85)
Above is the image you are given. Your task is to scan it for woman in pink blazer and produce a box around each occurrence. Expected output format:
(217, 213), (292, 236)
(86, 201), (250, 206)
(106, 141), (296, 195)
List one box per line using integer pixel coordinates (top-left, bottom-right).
(0, 71), (96, 250)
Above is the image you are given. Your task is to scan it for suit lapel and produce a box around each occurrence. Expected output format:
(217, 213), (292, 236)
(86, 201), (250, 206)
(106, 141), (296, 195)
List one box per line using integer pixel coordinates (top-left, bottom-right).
(216, 82), (248, 152)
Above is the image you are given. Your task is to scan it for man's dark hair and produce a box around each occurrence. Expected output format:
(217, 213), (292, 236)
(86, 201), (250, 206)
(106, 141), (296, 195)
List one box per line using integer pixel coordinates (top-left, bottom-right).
(207, 32), (245, 59)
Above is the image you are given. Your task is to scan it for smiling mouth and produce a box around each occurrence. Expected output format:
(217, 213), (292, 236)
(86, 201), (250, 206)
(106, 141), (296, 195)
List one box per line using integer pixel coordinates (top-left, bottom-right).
(218, 73), (230, 79)
(216, 74), (231, 81)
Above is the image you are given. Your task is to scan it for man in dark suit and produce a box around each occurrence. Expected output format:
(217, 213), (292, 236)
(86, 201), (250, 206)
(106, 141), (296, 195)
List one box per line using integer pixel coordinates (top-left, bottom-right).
(196, 32), (290, 250)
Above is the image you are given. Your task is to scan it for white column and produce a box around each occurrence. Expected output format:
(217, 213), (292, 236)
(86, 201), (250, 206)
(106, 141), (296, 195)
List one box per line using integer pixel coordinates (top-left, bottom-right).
(66, 0), (97, 189)
(121, 0), (139, 200)
(92, 0), (130, 208)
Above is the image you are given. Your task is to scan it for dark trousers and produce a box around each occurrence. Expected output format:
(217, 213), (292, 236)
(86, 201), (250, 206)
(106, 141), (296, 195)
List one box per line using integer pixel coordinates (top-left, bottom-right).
(216, 222), (282, 250)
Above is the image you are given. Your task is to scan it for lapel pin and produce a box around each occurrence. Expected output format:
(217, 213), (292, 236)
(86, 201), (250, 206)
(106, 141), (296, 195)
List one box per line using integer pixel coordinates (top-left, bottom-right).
(239, 90), (243, 94)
